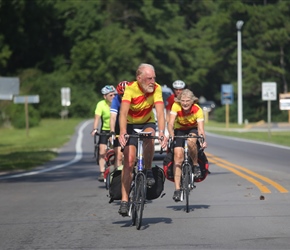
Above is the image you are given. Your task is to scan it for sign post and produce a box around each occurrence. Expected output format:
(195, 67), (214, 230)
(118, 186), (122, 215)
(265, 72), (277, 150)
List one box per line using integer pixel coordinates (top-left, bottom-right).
(221, 84), (233, 128)
(262, 82), (277, 137)
(14, 95), (40, 137)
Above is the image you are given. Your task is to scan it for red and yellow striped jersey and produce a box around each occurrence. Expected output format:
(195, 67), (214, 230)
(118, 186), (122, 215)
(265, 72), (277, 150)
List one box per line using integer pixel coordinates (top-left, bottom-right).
(171, 102), (204, 130)
(122, 81), (163, 124)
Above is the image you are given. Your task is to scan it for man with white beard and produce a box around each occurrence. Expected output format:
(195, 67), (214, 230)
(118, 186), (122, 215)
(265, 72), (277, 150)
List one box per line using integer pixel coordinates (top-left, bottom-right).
(118, 63), (167, 216)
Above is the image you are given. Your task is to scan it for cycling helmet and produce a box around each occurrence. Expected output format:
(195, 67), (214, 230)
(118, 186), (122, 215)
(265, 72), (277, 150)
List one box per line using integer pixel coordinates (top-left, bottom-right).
(116, 81), (129, 95)
(101, 85), (116, 95)
(172, 80), (186, 89)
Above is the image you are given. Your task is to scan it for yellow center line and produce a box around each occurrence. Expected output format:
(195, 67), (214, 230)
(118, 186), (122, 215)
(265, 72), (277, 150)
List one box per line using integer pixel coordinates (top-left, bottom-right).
(206, 152), (288, 194)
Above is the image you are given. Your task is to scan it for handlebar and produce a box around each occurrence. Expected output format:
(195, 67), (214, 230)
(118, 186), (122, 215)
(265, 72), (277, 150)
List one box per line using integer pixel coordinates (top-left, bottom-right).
(93, 132), (111, 136)
(124, 134), (161, 140)
(169, 134), (204, 142)
(120, 133), (165, 153)
(93, 132), (115, 149)
(168, 134), (205, 152)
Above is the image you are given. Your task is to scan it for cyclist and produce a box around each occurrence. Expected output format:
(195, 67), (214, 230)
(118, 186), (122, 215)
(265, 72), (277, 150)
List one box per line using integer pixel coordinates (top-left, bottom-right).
(167, 89), (207, 202)
(165, 80), (186, 123)
(118, 63), (167, 216)
(110, 80), (130, 168)
(91, 85), (117, 182)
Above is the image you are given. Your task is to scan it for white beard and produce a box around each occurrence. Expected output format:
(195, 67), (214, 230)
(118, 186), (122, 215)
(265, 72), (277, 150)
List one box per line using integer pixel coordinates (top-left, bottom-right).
(142, 83), (155, 93)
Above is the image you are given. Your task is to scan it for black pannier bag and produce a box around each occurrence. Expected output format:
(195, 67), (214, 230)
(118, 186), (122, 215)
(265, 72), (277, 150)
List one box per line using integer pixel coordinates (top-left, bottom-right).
(163, 149), (209, 183)
(109, 165), (165, 203)
(108, 166), (123, 203)
(195, 150), (209, 182)
(163, 151), (174, 182)
(145, 165), (165, 200)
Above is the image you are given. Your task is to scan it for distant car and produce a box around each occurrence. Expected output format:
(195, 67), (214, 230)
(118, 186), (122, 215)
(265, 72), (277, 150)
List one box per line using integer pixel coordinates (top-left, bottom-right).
(153, 85), (173, 152)
(198, 101), (216, 112)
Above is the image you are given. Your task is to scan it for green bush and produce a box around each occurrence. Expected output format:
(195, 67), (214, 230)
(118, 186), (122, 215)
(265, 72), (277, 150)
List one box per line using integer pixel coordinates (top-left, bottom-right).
(8, 104), (40, 129)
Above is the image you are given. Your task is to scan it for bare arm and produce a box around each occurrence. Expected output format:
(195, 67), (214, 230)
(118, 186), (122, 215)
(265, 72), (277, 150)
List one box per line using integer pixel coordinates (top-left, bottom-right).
(118, 102), (130, 147)
(155, 103), (165, 133)
(168, 112), (177, 138)
(155, 102), (168, 148)
(166, 109), (170, 124)
(91, 114), (101, 136)
(197, 120), (207, 148)
(110, 112), (117, 133)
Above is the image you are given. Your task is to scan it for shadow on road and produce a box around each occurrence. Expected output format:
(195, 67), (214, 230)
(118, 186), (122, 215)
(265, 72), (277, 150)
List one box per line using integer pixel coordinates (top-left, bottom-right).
(113, 216), (173, 229)
(167, 204), (210, 212)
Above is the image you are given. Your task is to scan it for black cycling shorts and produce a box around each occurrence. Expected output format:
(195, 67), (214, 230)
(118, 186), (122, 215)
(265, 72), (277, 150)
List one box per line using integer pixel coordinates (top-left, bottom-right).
(113, 138), (120, 148)
(126, 123), (156, 148)
(173, 128), (198, 148)
(98, 130), (110, 145)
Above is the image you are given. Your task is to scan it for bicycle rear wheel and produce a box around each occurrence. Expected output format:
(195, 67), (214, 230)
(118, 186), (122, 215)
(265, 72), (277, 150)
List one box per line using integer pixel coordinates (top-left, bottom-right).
(104, 167), (110, 190)
(133, 173), (146, 230)
(182, 163), (191, 213)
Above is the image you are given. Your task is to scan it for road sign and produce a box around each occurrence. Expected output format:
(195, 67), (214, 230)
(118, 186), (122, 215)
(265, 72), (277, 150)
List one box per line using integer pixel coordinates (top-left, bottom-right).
(0, 77), (20, 93)
(279, 93), (290, 110)
(221, 84), (233, 105)
(262, 82), (277, 101)
(14, 95), (40, 104)
(61, 87), (71, 106)
(0, 94), (13, 100)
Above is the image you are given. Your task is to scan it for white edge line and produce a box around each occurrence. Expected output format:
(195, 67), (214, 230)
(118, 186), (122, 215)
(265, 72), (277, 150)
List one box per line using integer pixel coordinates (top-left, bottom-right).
(0, 120), (92, 180)
(207, 131), (290, 151)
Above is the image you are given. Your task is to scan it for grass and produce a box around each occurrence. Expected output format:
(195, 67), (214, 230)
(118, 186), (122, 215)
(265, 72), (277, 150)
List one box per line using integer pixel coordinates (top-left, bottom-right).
(0, 118), (84, 172)
(205, 120), (290, 147)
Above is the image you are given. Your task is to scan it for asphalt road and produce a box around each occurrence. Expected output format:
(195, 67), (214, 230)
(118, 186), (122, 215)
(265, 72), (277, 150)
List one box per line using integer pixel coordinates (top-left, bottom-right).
(1, 120), (290, 250)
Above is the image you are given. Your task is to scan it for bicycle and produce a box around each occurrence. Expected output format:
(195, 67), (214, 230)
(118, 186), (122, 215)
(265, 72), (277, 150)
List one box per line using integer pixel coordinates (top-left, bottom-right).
(93, 134), (99, 164)
(169, 134), (204, 213)
(123, 130), (162, 230)
(93, 132), (114, 186)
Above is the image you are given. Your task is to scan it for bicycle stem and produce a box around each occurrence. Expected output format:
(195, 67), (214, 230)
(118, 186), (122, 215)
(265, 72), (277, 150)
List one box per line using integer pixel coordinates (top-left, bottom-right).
(137, 137), (144, 172)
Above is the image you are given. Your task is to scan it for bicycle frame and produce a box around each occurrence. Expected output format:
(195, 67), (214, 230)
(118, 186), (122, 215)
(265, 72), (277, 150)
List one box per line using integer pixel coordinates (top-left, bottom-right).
(126, 130), (160, 230)
(171, 134), (204, 213)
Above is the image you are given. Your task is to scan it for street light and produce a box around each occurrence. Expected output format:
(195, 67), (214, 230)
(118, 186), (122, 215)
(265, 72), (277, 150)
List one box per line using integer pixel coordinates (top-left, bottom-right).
(236, 20), (244, 125)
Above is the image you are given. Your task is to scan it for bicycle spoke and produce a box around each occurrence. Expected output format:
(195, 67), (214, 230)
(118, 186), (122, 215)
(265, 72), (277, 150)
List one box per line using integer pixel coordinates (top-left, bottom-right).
(134, 174), (146, 230)
(182, 163), (191, 213)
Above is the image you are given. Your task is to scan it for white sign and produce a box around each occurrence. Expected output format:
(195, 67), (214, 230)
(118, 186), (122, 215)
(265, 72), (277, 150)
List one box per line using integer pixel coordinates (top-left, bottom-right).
(279, 93), (290, 110)
(0, 94), (13, 100)
(262, 82), (277, 101)
(61, 87), (71, 106)
(14, 95), (40, 104)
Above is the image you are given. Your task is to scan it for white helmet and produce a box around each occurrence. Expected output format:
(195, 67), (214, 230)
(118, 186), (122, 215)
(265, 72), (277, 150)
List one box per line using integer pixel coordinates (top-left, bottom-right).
(172, 80), (186, 89)
(101, 85), (116, 95)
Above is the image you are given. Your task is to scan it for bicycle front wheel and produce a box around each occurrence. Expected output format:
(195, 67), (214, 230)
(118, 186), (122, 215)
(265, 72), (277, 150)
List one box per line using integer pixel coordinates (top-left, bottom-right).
(182, 162), (191, 213)
(94, 144), (99, 163)
(133, 173), (146, 230)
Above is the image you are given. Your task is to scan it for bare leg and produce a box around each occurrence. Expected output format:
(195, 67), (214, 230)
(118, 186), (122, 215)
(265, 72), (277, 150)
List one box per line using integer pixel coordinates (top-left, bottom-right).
(114, 146), (123, 168)
(173, 147), (184, 190)
(188, 138), (198, 165)
(121, 145), (136, 202)
(143, 127), (155, 169)
(98, 144), (107, 172)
